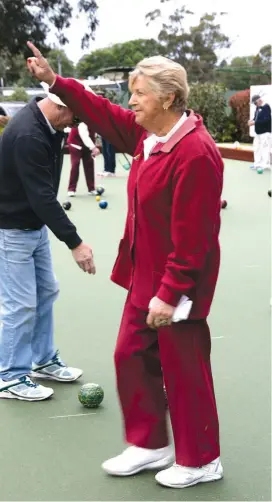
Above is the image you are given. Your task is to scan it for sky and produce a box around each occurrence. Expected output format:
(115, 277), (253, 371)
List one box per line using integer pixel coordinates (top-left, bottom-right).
(52, 0), (271, 65)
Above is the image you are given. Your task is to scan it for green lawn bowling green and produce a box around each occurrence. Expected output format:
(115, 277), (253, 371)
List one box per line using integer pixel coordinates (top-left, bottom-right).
(0, 154), (270, 501)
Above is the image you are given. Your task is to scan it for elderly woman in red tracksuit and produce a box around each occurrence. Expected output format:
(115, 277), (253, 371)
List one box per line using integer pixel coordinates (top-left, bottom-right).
(27, 43), (224, 489)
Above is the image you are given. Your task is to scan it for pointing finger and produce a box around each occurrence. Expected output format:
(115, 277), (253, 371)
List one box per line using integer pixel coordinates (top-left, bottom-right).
(27, 41), (42, 59)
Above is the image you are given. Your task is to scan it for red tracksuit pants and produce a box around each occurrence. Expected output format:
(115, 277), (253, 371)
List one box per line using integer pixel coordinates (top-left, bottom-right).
(114, 294), (220, 467)
(68, 146), (95, 192)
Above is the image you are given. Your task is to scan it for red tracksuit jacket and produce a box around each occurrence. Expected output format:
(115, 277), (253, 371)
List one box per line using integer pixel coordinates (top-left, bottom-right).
(52, 77), (224, 318)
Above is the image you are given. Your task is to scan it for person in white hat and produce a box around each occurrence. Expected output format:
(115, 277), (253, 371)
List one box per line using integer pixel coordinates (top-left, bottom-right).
(248, 94), (271, 171)
(0, 82), (96, 401)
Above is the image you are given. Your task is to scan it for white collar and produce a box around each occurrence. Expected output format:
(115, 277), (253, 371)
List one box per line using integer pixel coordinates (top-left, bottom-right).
(39, 109), (57, 135)
(143, 112), (187, 160)
(153, 112), (187, 143)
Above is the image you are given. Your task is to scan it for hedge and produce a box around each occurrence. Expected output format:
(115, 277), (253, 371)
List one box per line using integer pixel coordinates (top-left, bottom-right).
(229, 89), (251, 143)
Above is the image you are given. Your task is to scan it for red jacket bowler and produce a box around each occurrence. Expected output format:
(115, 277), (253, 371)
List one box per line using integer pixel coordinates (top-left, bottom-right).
(51, 77), (224, 318)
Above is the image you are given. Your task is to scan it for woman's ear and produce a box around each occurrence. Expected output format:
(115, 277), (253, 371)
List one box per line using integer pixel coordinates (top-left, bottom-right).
(163, 93), (175, 110)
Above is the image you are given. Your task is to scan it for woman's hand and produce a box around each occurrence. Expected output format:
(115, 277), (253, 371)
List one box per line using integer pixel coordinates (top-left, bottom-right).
(146, 296), (174, 329)
(26, 41), (56, 86)
(91, 146), (100, 158)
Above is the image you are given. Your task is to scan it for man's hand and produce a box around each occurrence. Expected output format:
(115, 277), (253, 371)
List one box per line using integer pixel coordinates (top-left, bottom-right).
(91, 146), (100, 158)
(71, 243), (96, 274)
(0, 115), (9, 127)
(146, 296), (175, 330)
(248, 120), (255, 127)
(26, 41), (56, 86)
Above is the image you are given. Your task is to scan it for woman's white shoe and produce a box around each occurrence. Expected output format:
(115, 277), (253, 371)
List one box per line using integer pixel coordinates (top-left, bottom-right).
(155, 457), (223, 488)
(102, 445), (174, 476)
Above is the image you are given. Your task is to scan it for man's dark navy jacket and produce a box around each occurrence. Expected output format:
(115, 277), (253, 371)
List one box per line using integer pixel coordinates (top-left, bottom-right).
(254, 103), (271, 135)
(0, 98), (81, 249)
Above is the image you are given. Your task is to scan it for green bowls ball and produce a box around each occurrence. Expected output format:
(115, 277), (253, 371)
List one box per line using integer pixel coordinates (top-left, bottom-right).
(123, 163), (131, 170)
(78, 383), (104, 408)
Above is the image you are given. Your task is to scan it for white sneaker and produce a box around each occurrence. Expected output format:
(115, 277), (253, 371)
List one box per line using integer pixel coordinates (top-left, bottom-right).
(68, 191), (76, 197)
(31, 350), (83, 382)
(88, 190), (99, 196)
(102, 445), (174, 476)
(155, 457), (223, 488)
(0, 376), (54, 401)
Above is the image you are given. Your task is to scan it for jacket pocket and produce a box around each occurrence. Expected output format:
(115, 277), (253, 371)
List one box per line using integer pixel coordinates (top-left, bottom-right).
(111, 238), (125, 270)
(111, 238), (132, 290)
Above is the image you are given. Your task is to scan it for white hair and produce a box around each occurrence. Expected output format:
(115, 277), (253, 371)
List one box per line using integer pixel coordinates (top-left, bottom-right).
(129, 56), (190, 112)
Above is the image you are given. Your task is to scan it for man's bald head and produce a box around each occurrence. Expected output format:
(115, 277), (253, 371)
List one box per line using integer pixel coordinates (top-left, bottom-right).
(38, 97), (78, 131)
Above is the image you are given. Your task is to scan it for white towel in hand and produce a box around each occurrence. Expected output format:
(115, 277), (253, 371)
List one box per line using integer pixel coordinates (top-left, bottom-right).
(149, 295), (192, 322)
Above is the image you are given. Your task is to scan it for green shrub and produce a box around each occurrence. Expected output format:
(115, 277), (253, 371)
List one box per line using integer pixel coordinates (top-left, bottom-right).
(6, 86), (29, 103)
(188, 82), (230, 142)
(217, 112), (239, 143)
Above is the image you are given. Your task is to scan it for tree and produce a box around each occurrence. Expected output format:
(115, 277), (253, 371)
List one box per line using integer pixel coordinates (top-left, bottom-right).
(47, 50), (75, 78)
(188, 13), (230, 81)
(0, 0), (98, 58)
(6, 87), (30, 103)
(4, 49), (75, 87)
(155, 6), (194, 68)
(250, 44), (271, 85)
(4, 54), (35, 87)
(146, 4), (231, 82)
(258, 44), (271, 70)
(216, 45), (271, 90)
(153, 6), (231, 82)
(188, 82), (234, 141)
(217, 56), (255, 90)
(76, 39), (163, 78)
